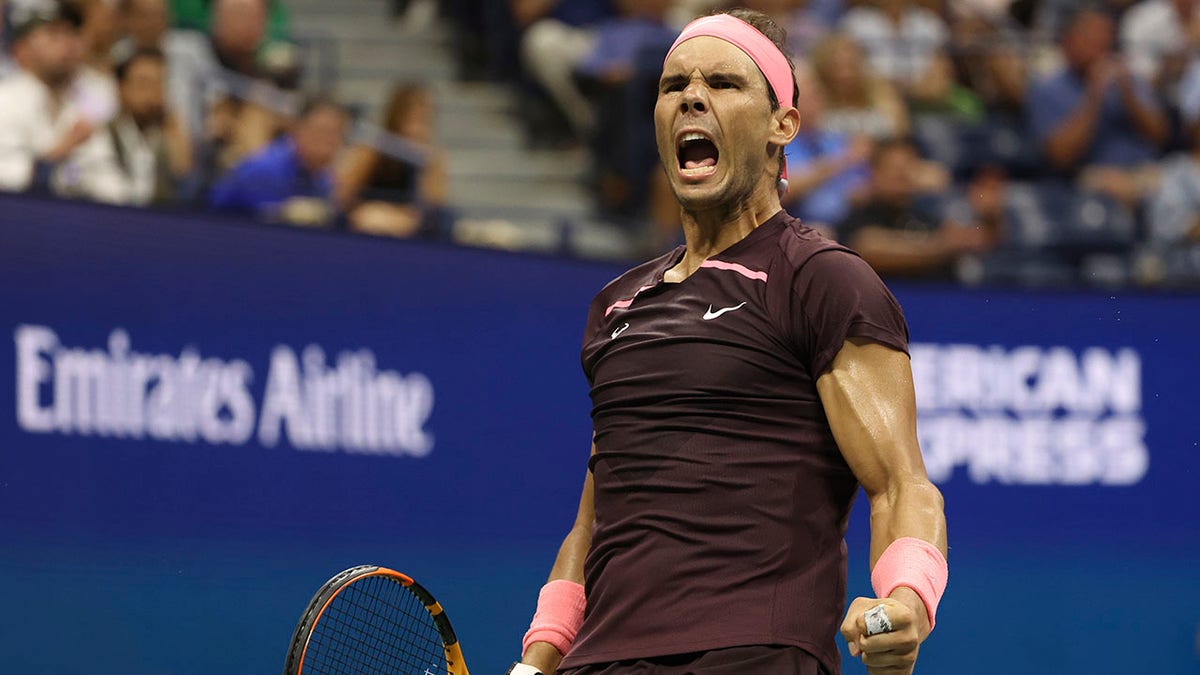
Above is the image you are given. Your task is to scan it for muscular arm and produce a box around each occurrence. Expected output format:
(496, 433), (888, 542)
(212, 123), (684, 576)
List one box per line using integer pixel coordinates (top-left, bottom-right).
(520, 444), (595, 674)
(817, 339), (947, 635)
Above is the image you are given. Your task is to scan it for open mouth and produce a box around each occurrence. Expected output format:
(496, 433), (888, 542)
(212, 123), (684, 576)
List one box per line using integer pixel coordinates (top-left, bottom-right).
(677, 132), (719, 180)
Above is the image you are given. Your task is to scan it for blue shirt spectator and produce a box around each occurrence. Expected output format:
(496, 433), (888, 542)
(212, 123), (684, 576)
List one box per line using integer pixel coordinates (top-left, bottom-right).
(210, 96), (347, 225)
(210, 137), (331, 215)
(784, 130), (869, 226)
(781, 62), (870, 229)
(1027, 7), (1168, 174)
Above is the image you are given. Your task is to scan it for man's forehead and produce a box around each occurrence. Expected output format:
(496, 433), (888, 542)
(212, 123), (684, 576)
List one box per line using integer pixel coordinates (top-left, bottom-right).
(661, 36), (762, 79)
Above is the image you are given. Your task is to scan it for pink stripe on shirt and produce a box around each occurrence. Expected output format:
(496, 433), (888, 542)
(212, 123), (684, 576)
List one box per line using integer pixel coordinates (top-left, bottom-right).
(605, 285), (656, 316)
(699, 260), (768, 282)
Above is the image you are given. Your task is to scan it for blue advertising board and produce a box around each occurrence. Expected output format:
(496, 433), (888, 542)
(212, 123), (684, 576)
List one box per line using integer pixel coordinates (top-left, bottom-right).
(1, 193), (1197, 674)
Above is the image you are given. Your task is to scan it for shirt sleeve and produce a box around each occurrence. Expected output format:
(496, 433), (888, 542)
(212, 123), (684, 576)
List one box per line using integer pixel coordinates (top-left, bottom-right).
(787, 248), (909, 378)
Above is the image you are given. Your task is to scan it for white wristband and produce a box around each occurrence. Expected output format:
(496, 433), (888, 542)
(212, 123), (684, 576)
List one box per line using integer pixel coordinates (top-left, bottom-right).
(507, 663), (544, 675)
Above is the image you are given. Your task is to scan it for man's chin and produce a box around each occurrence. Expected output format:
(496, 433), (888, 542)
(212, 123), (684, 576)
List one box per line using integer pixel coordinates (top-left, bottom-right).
(672, 179), (730, 212)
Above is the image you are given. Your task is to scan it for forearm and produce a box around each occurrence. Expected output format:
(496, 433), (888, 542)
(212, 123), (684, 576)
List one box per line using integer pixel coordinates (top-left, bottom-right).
(866, 479), (947, 565)
(1120, 87), (1169, 147)
(521, 522), (591, 673)
(867, 480), (947, 631)
(1044, 95), (1103, 170)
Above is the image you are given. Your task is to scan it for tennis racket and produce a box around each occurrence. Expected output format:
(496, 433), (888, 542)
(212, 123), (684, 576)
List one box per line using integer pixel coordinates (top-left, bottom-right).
(283, 564), (470, 675)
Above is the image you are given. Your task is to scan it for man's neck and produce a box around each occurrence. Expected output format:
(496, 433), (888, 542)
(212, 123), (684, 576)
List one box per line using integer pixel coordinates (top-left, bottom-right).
(668, 183), (781, 282)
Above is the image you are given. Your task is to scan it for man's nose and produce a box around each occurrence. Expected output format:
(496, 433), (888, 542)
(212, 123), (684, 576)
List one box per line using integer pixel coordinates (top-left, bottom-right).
(679, 83), (708, 114)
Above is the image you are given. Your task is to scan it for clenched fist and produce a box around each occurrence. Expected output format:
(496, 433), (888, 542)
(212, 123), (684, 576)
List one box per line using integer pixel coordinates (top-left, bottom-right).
(840, 587), (931, 674)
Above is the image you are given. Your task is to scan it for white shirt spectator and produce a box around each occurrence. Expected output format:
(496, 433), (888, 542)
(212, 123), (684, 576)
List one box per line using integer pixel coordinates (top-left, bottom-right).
(0, 69), (87, 192)
(1120, 0), (1200, 84)
(72, 115), (167, 205)
(840, 4), (948, 87)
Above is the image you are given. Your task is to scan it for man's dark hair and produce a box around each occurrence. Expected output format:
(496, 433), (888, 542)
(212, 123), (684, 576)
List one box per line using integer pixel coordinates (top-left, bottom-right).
(719, 8), (799, 110)
(114, 46), (164, 82)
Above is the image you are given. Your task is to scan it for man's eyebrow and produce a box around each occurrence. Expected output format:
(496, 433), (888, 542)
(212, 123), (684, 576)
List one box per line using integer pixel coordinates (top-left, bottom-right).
(659, 73), (689, 89)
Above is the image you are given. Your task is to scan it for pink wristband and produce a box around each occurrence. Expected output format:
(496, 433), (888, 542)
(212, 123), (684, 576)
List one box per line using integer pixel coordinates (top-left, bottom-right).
(522, 579), (586, 656)
(870, 537), (948, 630)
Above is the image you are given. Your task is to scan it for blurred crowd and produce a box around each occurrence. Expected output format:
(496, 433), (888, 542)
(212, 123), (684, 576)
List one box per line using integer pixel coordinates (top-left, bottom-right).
(444, 0), (1200, 285)
(2, 0), (1200, 286)
(0, 0), (448, 236)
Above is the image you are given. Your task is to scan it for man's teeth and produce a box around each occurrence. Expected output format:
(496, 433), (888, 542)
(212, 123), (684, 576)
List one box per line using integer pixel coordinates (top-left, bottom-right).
(682, 132), (707, 143)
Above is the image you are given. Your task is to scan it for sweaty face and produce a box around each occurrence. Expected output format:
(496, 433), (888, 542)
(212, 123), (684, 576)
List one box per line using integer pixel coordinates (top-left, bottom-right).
(655, 37), (779, 213)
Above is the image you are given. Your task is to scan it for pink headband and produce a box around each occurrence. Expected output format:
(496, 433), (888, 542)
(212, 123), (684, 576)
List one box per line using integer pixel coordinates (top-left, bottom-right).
(665, 14), (794, 193)
(664, 14), (795, 113)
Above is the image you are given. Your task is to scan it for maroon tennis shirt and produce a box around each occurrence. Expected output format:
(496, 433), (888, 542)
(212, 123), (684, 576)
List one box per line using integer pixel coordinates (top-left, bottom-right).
(560, 211), (909, 674)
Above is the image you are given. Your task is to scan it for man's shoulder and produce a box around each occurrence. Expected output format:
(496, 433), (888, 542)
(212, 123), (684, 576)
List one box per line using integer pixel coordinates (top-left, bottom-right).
(0, 71), (42, 107)
(771, 213), (856, 272)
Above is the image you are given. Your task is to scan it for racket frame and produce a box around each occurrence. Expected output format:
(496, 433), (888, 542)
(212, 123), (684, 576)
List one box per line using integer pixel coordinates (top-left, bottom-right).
(283, 564), (470, 675)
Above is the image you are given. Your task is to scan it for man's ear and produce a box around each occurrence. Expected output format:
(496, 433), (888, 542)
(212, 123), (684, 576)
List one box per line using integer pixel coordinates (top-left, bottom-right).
(770, 106), (801, 150)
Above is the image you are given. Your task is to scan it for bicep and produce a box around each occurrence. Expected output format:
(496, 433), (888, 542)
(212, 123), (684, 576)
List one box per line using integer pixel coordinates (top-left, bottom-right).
(816, 338), (928, 497)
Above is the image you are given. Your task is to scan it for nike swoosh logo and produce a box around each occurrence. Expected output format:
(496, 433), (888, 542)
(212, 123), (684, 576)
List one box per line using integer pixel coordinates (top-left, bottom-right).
(611, 323), (630, 338)
(703, 302), (747, 320)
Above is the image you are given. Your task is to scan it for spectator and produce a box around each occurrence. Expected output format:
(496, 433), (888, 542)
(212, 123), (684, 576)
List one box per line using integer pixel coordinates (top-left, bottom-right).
(907, 48), (986, 121)
(781, 61), (872, 231)
(839, 0), (949, 91)
(810, 32), (910, 139)
(335, 83), (450, 239)
(576, 0), (676, 217)
(0, 0), (95, 194)
(1028, 6), (1168, 179)
(516, 0), (616, 140)
(1120, 0), (1200, 89)
(71, 47), (192, 205)
(1121, 0), (1200, 149)
(838, 137), (997, 279)
(170, 0), (291, 177)
(116, 0), (168, 50)
(1146, 116), (1200, 245)
(946, 1), (1028, 115)
(209, 95), (347, 227)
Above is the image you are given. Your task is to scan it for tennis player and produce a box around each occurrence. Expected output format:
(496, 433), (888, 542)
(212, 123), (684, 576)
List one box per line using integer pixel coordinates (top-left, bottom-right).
(509, 9), (948, 675)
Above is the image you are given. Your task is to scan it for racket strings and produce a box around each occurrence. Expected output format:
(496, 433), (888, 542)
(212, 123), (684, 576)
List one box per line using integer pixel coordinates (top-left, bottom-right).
(303, 575), (449, 675)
